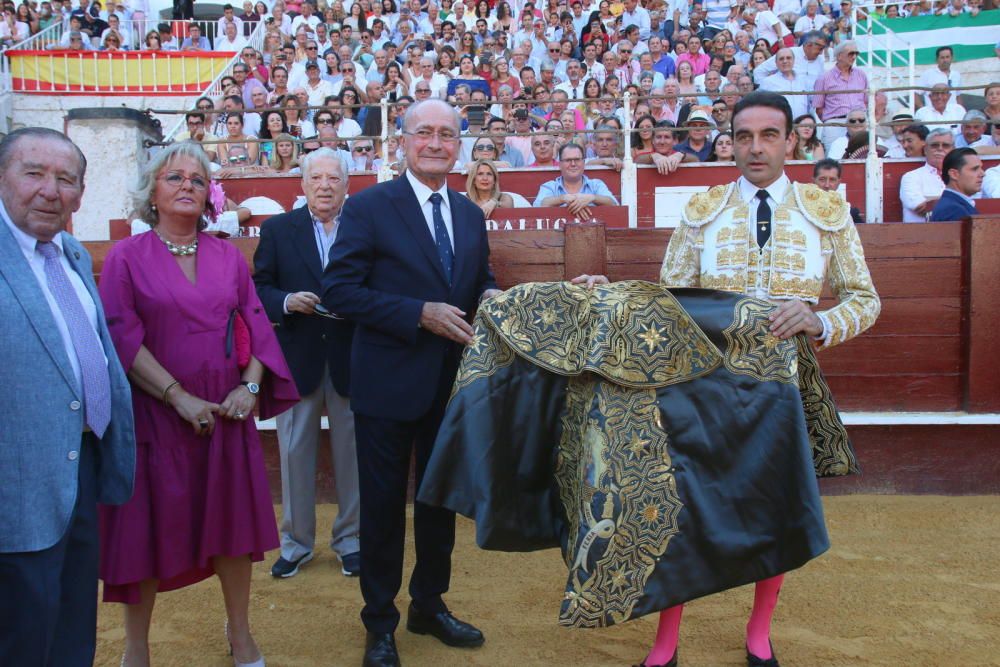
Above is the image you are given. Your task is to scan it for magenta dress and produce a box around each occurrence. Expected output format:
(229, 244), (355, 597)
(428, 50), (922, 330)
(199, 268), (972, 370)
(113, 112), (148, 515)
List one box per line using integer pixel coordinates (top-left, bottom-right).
(97, 231), (299, 604)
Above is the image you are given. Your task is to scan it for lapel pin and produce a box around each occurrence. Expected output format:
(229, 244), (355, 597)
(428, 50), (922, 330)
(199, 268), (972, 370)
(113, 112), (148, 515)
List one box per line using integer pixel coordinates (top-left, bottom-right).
(74, 251), (81, 260)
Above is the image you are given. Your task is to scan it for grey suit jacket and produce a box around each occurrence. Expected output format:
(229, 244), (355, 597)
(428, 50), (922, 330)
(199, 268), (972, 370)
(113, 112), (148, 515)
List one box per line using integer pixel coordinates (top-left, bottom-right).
(0, 221), (136, 553)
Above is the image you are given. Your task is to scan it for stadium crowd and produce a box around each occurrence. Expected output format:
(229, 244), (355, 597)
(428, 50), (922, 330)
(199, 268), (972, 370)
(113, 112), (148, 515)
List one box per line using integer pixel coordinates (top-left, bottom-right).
(22, 0), (1000, 214)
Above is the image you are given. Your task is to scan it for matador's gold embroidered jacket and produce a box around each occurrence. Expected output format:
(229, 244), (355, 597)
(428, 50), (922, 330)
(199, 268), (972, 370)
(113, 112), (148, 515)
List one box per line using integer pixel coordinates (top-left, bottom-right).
(660, 180), (880, 349)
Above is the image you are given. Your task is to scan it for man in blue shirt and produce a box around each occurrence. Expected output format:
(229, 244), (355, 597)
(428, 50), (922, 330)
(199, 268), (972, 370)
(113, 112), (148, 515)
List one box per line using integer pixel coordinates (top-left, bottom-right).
(534, 143), (619, 220)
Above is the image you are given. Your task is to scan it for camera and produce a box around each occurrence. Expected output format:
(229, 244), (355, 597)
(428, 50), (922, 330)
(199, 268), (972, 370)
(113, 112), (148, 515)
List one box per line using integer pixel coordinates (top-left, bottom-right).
(467, 105), (486, 127)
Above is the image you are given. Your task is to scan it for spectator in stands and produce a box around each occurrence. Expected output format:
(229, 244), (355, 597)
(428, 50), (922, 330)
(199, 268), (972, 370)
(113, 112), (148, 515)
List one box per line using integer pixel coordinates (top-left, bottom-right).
(587, 125), (624, 171)
(983, 160), (1000, 198)
(813, 40), (867, 150)
(794, 114), (826, 160)
(675, 109), (714, 162)
(216, 21), (248, 52)
(180, 22), (210, 51)
(900, 128), (954, 222)
(758, 48), (810, 119)
(813, 158), (864, 224)
(268, 133), (300, 174)
(915, 83), (967, 133)
(258, 110), (289, 163)
(900, 123), (929, 158)
(632, 113), (657, 158)
(712, 96), (733, 132)
(794, 1), (831, 37)
(828, 108), (870, 159)
(349, 139), (379, 171)
(917, 46), (962, 109)
(635, 121), (685, 174)
(485, 116), (526, 167)
(707, 130), (734, 162)
(1, 7), (29, 46)
(528, 132), (559, 168)
(143, 29), (162, 51)
(882, 111), (913, 158)
(303, 61), (335, 106)
(983, 83), (1000, 123)
(466, 159), (516, 216)
(218, 113), (261, 166)
(281, 95), (315, 138)
(955, 110), (991, 149)
(930, 148), (983, 221)
(678, 35), (710, 76)
(534, 142), (619, 217)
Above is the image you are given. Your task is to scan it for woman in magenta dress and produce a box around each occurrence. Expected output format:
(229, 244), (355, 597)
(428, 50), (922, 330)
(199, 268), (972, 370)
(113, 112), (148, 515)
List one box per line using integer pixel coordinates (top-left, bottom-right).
(98, 142), (298, 667)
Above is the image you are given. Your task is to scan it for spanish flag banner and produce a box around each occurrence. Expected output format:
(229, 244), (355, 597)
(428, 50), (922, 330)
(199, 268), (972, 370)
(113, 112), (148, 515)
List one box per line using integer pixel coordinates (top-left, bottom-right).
(7, 50), (235, 95)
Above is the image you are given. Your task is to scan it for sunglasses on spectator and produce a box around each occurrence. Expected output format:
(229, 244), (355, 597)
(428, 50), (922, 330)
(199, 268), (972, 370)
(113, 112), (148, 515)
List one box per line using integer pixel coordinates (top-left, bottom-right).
(847, 118), (865, 124)
(474, 144), (496, 151)
(354, 145), (373, 152)
(341, 67), (354, 72)
(316, 118), (335, 124)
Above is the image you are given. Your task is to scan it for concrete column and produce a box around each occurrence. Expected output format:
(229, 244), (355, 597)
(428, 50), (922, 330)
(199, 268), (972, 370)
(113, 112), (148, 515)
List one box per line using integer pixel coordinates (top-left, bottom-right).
(65, 108), (162, 241)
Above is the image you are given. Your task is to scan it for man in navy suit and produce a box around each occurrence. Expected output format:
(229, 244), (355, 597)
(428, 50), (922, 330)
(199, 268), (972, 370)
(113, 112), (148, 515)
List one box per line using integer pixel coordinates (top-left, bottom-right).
(324, 98), (500, 667)
(930, 147), (984, 222)
(253, 148), (361, 581)
(0, 128), (135, 665)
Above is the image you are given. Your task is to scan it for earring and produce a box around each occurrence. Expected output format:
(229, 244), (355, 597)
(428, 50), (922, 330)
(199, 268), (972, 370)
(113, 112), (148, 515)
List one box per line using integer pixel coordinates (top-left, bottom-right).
(151, 204), (157, 211)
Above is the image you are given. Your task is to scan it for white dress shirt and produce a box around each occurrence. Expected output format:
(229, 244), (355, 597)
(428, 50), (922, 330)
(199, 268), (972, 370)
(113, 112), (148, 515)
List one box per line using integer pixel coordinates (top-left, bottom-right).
(914, 102), (967, 133)
(759, 71), (811, 119)
(736, 173), (829, 341)
(1, 200), (103, 389)
(917, 66), (962, 106)
(981, 164), (1000, 199)
(406, 169), (455, 252)
(899, 163), (945, 222)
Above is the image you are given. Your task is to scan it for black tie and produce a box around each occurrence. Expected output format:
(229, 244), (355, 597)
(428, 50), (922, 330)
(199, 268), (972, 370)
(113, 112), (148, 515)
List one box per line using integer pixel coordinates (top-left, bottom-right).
(430, 193), (454, 284)
(756, 189), (771, 248)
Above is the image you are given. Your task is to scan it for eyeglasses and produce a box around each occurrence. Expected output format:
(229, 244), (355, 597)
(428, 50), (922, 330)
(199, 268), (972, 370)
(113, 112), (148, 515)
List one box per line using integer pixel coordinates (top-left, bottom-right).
(353, 145), (373, 152)
(415, 87), (431, 93)
(846, 51), (859, 56)
(160, 172), (208, 191)
(306, 45), (318, 49)
(928, 142), (953, 149)
(341, 67), (354, 72)
(405, 128), (459, 142)
(549, 48), (560, 52)
(619, 49), (632, 54)
(561, 157), (583, 163)
(316, 118), (335, 125)
(474, 144), (496, 151)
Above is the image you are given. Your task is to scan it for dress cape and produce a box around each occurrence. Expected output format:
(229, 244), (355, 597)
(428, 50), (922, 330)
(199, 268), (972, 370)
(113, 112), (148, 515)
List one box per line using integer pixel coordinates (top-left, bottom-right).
(417, 280), (857, 628)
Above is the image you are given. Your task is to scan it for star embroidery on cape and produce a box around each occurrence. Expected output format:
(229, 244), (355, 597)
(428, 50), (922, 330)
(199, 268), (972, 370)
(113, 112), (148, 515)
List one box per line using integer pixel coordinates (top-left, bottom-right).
(637, 323), (666, 353)
(533, 305), (560, 329)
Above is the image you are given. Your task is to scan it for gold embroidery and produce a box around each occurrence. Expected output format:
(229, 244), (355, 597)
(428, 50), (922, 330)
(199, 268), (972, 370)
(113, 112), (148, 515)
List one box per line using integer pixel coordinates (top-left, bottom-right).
(772, 248), (806, 274)
(721, 299), (798, 384)
(683, 184), (733, 226)
(795, 336), (858, 476)
(450, 313), (516, 399)
(768, 273), (823, 299)
(482, 281), (721, 388)
(699, 272), (747, 294)
(558, 382), (683, 628)
(793, 182), (849, 232)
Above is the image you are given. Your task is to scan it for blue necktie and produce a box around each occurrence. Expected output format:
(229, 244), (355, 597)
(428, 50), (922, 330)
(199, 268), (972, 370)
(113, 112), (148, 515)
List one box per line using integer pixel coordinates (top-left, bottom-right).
(37, 241), (111, 437)
(429, 192), (454, 284)
(756, 190), (772, 249)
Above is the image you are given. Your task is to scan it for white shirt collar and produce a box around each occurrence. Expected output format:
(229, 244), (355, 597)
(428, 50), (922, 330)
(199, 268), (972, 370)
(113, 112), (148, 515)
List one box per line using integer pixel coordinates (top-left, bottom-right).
(737, 173), (790, 205)
(948, 187), (976, 207)
(405, 169), (450, 211)
(0, 197), (66, 261)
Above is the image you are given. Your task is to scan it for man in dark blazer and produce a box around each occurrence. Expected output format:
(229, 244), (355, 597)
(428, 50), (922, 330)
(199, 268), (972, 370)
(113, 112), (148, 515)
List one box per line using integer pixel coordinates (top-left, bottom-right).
(324, 98), (500, 667)
(0, 128), (135, 665)
(930, 147), (983, 222)
(253, 148), (361, 580)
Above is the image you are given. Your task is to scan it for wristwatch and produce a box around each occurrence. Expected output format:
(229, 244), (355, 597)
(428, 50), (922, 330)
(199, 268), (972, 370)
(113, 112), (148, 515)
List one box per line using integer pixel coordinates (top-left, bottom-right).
(241, 381), (260, 395)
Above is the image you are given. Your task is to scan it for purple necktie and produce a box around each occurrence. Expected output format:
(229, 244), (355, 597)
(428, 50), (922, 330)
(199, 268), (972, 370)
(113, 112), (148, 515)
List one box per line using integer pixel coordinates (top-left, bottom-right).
(37, 241), (111, 437)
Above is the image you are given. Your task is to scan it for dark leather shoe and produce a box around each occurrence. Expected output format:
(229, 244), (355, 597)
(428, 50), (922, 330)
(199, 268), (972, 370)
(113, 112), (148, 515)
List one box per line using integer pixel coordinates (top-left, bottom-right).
(363, 633), (400, 667)
(747, 642), (780, 667)
(405, 603), (484, 648)
(633, 650), (678, 667)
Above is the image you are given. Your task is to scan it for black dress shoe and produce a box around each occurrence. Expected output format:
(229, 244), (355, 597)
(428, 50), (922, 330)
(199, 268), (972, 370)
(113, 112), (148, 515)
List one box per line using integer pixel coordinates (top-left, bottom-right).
(632, 650), (678, 667)
(746, 642), (780, 667)
(363, 632), (400, 667)
(406, 603), (484, 648)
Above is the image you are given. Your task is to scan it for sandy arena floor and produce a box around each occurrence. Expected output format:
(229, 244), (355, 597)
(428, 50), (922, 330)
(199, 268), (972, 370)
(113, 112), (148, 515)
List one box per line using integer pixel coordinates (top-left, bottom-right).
(94, 496), (1000, 667)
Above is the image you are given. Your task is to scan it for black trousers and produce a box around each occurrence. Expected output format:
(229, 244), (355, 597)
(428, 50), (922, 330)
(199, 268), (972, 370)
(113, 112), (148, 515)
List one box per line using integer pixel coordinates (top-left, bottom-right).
(0, 435), (99, 667)
(355, 373), (456, 634)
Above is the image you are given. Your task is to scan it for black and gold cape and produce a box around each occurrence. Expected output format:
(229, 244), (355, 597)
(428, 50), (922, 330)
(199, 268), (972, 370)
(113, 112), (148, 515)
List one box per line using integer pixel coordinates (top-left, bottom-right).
(417, 281), (857, 629)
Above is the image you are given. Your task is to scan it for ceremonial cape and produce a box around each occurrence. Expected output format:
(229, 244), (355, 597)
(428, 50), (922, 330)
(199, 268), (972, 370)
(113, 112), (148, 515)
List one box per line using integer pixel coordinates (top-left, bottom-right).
(418, 281), (857, 628)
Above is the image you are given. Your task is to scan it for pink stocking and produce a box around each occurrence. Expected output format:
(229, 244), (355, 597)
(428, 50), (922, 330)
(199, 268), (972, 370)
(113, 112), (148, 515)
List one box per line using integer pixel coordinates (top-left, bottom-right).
(644, 604), (683, 666)
(746, 574), (784, 659)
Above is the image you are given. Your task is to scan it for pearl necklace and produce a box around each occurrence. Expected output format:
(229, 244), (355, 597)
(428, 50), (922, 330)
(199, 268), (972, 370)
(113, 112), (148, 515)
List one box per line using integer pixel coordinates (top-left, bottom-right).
(156, 230), (198, 256)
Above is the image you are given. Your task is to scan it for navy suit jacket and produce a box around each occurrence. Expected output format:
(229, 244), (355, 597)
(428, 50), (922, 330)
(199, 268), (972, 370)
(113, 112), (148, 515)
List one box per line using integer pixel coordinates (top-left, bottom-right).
(0, 222), (135, 553)
(929, 188), (977, 222)
(322, 175), (497, 421)
(253, 205), (354, 398)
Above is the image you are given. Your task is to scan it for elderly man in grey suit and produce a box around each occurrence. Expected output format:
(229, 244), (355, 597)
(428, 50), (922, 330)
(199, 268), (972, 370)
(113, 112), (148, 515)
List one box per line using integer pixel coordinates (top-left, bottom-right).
(0, 127), (136, 666)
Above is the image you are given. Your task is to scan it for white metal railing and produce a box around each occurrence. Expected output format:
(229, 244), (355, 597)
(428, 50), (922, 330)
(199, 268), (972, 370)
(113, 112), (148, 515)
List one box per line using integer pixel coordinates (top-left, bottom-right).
(852, 11), (916, 111)
(162, 20), (268, 144)
(0, 20), (64, 91)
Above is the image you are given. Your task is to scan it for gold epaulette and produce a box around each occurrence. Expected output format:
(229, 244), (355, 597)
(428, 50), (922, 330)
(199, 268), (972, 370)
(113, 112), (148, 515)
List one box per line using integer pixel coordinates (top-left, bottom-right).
(791, 182), (850, 232)
(682, 183), (735, 227)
